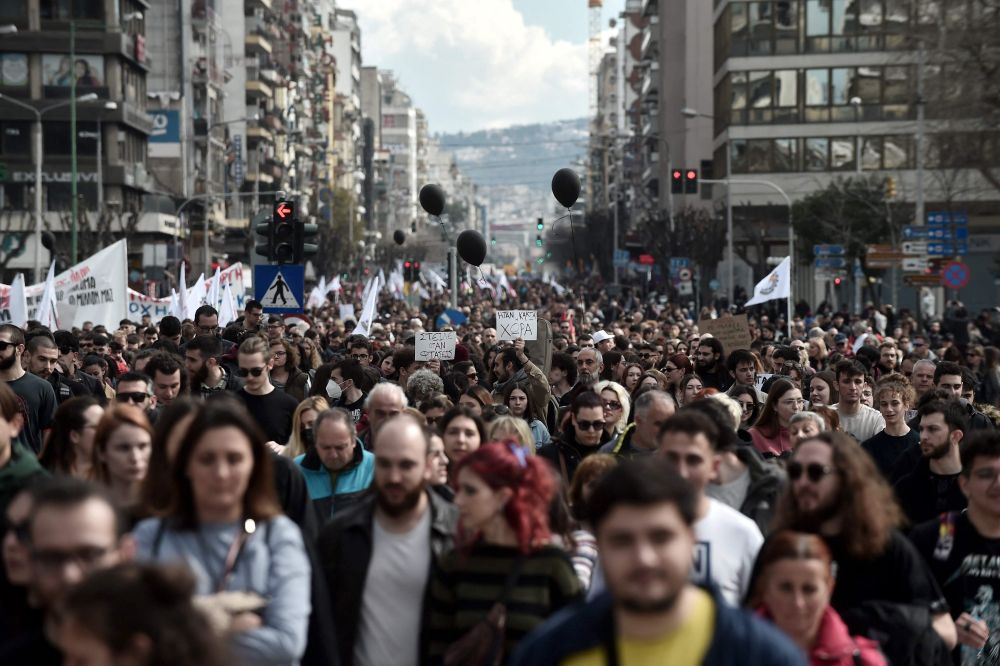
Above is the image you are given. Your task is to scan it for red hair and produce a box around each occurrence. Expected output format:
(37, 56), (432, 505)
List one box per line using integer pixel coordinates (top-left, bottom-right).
(455, 440), (555, 554)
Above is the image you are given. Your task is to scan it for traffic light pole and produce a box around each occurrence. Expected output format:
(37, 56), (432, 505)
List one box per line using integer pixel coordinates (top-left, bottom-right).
(448, 246), (458, 309)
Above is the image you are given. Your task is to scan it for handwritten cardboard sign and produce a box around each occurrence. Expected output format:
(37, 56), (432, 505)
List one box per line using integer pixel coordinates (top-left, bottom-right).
(698, 314), (753, 353)
(496, 310), (538, 341)
(415, 331), (457, 361)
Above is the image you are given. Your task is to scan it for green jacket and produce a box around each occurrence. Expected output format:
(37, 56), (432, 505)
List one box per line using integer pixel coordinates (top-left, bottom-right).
(0, 442), (48, 527)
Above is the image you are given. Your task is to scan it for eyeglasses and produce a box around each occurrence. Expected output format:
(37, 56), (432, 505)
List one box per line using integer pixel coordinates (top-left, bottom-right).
(664, 365), (679, 372)
(272, 350), (287, 357)
(912, 341), (926, 347)
(425, 415), (441, 425)
(197, 326), (217, 334)
(603, 401), (622, 411)
(467, 372), (478, 379)
(116, 392), (149, 404)
(738, 401), (754, 412)
(639, 353), (655, 359)
(0, 340), (17, 352)
(787, 461), (834, 483)
(237, 366), (266, 377)
(32, 546), (112, 573)
(576, 419), (606, 431)
(351, 353), (369, 361)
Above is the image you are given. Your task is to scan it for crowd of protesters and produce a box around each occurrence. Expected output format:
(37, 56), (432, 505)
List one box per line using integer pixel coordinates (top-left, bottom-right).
(0, 275), (998, 665)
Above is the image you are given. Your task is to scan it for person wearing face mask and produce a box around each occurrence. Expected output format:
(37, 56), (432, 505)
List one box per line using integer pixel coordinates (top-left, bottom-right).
(326, 358), (367, 425)
(276, 397), (329, 459)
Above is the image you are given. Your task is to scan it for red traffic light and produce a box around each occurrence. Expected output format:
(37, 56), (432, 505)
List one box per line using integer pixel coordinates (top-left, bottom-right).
(686, 170), (697, 179)
(414, 261), (420, 269)
(833, 277), (843, 286)
(672, 170), (682, 180)
(404, 261), (412, 268)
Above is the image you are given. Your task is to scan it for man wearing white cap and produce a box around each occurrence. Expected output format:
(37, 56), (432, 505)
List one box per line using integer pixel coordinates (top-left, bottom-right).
(592, 330), (615, 354)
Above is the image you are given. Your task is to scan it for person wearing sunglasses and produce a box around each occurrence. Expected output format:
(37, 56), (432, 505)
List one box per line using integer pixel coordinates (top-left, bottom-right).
(537, 391), (609, 484)
(114, 371), (156, 416)
(233, 337), (299, 447)
(0, 324), (58, 455)
(594, 380), (630, 442)
(770, 432), (958, 659)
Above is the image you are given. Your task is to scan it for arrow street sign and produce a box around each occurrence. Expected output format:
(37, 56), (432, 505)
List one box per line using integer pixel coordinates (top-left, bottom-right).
(275, 201), (292, 219)
(927, 212), (968, 226)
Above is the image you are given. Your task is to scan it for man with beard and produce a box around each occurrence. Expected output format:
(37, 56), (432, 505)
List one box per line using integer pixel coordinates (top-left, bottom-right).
(0, 325), (56, 454)
(23, 335), (87, 404)
(893, 400), (968, 525)
(538, 391), (608, 482)
(511, 458), (801, 665)
(183, 335), (242, 399)
(317, 415), (457, 666)
(768, 432), (957, 654)
(52, 330), (106, 403)
(910, 431), (1000, 662)
(558, 347), (603, 408)
(694, 338), (731, 391)
(491, 337), (550, 423)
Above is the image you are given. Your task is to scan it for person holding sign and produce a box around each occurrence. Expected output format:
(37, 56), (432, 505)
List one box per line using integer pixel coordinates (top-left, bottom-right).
(491, 338), (550, 426)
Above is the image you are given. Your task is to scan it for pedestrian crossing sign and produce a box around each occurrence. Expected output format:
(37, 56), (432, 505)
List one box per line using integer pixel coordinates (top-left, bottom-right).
(254, 264), (305, 314)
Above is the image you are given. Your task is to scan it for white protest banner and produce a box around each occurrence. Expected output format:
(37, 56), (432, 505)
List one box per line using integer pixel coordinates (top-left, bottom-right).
(4, 274), (28, 327)
(127, 264), (247, 324)
(415, 331), (457, 361)
(0, 240), (128, 329)
(496, 310), (538, 341)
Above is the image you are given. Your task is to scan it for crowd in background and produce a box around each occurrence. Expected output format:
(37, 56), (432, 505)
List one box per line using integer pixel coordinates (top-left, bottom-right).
(0, 274), (999, 665)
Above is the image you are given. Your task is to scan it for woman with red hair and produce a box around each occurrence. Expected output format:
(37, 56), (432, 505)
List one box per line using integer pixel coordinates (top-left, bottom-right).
(428, 442), (583, 664)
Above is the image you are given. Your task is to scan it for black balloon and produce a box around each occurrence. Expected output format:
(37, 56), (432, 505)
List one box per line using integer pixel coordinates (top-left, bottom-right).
(393, 229), (406, 245)
(419, 184), (446, 217)
(551, 168), (581, 209)
(456, 230), (487, 267)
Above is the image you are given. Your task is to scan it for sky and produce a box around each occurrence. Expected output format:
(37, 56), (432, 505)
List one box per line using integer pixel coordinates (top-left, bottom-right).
(339, 0), (626, 134)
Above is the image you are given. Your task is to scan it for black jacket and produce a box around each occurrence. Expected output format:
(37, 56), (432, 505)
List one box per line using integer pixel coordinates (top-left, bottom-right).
(316, 491), (458, 666)
(733, 446), (785, 535)
(537, 429), (607, 483)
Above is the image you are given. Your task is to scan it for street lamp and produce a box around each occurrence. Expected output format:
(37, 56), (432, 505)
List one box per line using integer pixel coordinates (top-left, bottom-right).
(682, 106), (794, 334)
(0, 92), (97, 282)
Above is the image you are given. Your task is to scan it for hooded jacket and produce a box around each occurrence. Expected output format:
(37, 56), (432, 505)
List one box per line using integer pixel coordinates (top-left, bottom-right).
(295, 440), (373, 522)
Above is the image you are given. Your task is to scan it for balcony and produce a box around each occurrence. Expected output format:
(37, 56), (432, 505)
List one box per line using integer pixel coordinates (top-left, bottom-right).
(245, 0), (272, 14)
(245, 68), (273, 100)
(246, 126), (274, 144)
(245, 33), (272, 57)
(640, 15), (658, 58)
(640, 61), (659, 97)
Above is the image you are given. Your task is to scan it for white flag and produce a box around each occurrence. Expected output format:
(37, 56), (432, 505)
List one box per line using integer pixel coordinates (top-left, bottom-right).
(36, 262), (58, 329)
(326, 276), (341, 294)
(351, 280), (379, 337)
(206, 267), (221, 311)
(177, 262), (188, 321)
(219, 282), (237, 328)
(745, 256), (791, 306)
(549, 277), (566, 296)
(7, 274), (28, 328)
(187, 273), (207, 318)
(169, 289), (181, 319)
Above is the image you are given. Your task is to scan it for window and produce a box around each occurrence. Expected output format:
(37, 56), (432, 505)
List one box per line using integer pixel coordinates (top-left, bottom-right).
(831, 138), (855, 170)
(883, 135), (909, 168)
(774, 138), (798, 171)
(774, 70), (797, 106)
(731, 139), (749, 173)
(0, 0), (29, 28)
(2, 121), (31, 156)
(43, 122), (97, 156)
(47, 183), (97, 210)
(40, 0), (104, 21)
(0, 184), (27, 210)
(774, 1), (798, 53)
(730, 2), (749, 55)
(747, 139), (772, 172)
(805, 138), (828, 170)
(806, 69), (829, 105)
(0, 54), (28, 87)
(861, 136), (882, 170)
(749, 2), (774, 55)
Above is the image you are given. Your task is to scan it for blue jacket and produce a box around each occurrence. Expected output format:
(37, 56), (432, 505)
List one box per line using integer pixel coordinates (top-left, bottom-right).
(510, 584), (805, 666)
(294, 441), (374, 522)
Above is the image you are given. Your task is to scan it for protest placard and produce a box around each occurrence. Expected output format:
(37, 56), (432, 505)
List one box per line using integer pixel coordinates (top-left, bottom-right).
(496, 310), (538, 341)
(415, 331), (457, 361)
(698, 314), (753, 352)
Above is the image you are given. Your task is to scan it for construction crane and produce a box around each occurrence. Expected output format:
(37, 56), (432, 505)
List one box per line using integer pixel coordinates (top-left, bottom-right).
(588, 0), (603, 121)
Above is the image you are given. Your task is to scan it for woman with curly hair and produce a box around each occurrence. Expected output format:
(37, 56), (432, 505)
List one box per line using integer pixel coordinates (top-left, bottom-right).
(428, 442), (583, 664)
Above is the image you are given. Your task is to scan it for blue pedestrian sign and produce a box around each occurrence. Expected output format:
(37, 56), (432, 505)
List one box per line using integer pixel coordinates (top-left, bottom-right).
(254, 264), (305, 313)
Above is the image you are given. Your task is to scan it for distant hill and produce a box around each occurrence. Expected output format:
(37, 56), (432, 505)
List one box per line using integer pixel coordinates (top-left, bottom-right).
(437, 118), (587, 226)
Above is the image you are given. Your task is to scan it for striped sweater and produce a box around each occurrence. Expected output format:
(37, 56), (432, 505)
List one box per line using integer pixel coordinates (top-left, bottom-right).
(428, 542), (584, 663)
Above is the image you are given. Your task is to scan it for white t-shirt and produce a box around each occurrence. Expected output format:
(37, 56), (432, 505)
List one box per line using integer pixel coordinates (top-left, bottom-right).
(692, 498), (763, 606)
(835, 403), (886, 442)
(354, 508), (432, 666)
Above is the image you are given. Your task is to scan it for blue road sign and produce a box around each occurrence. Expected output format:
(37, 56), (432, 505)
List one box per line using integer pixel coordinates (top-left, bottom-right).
(813, 244), (846, 256)
(814, 257), (848, 269)
(903, 226), (929, 239)
(927, 242), (969, 256)
(928, 211), (969, 226)
(254, 264), (305, 313)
